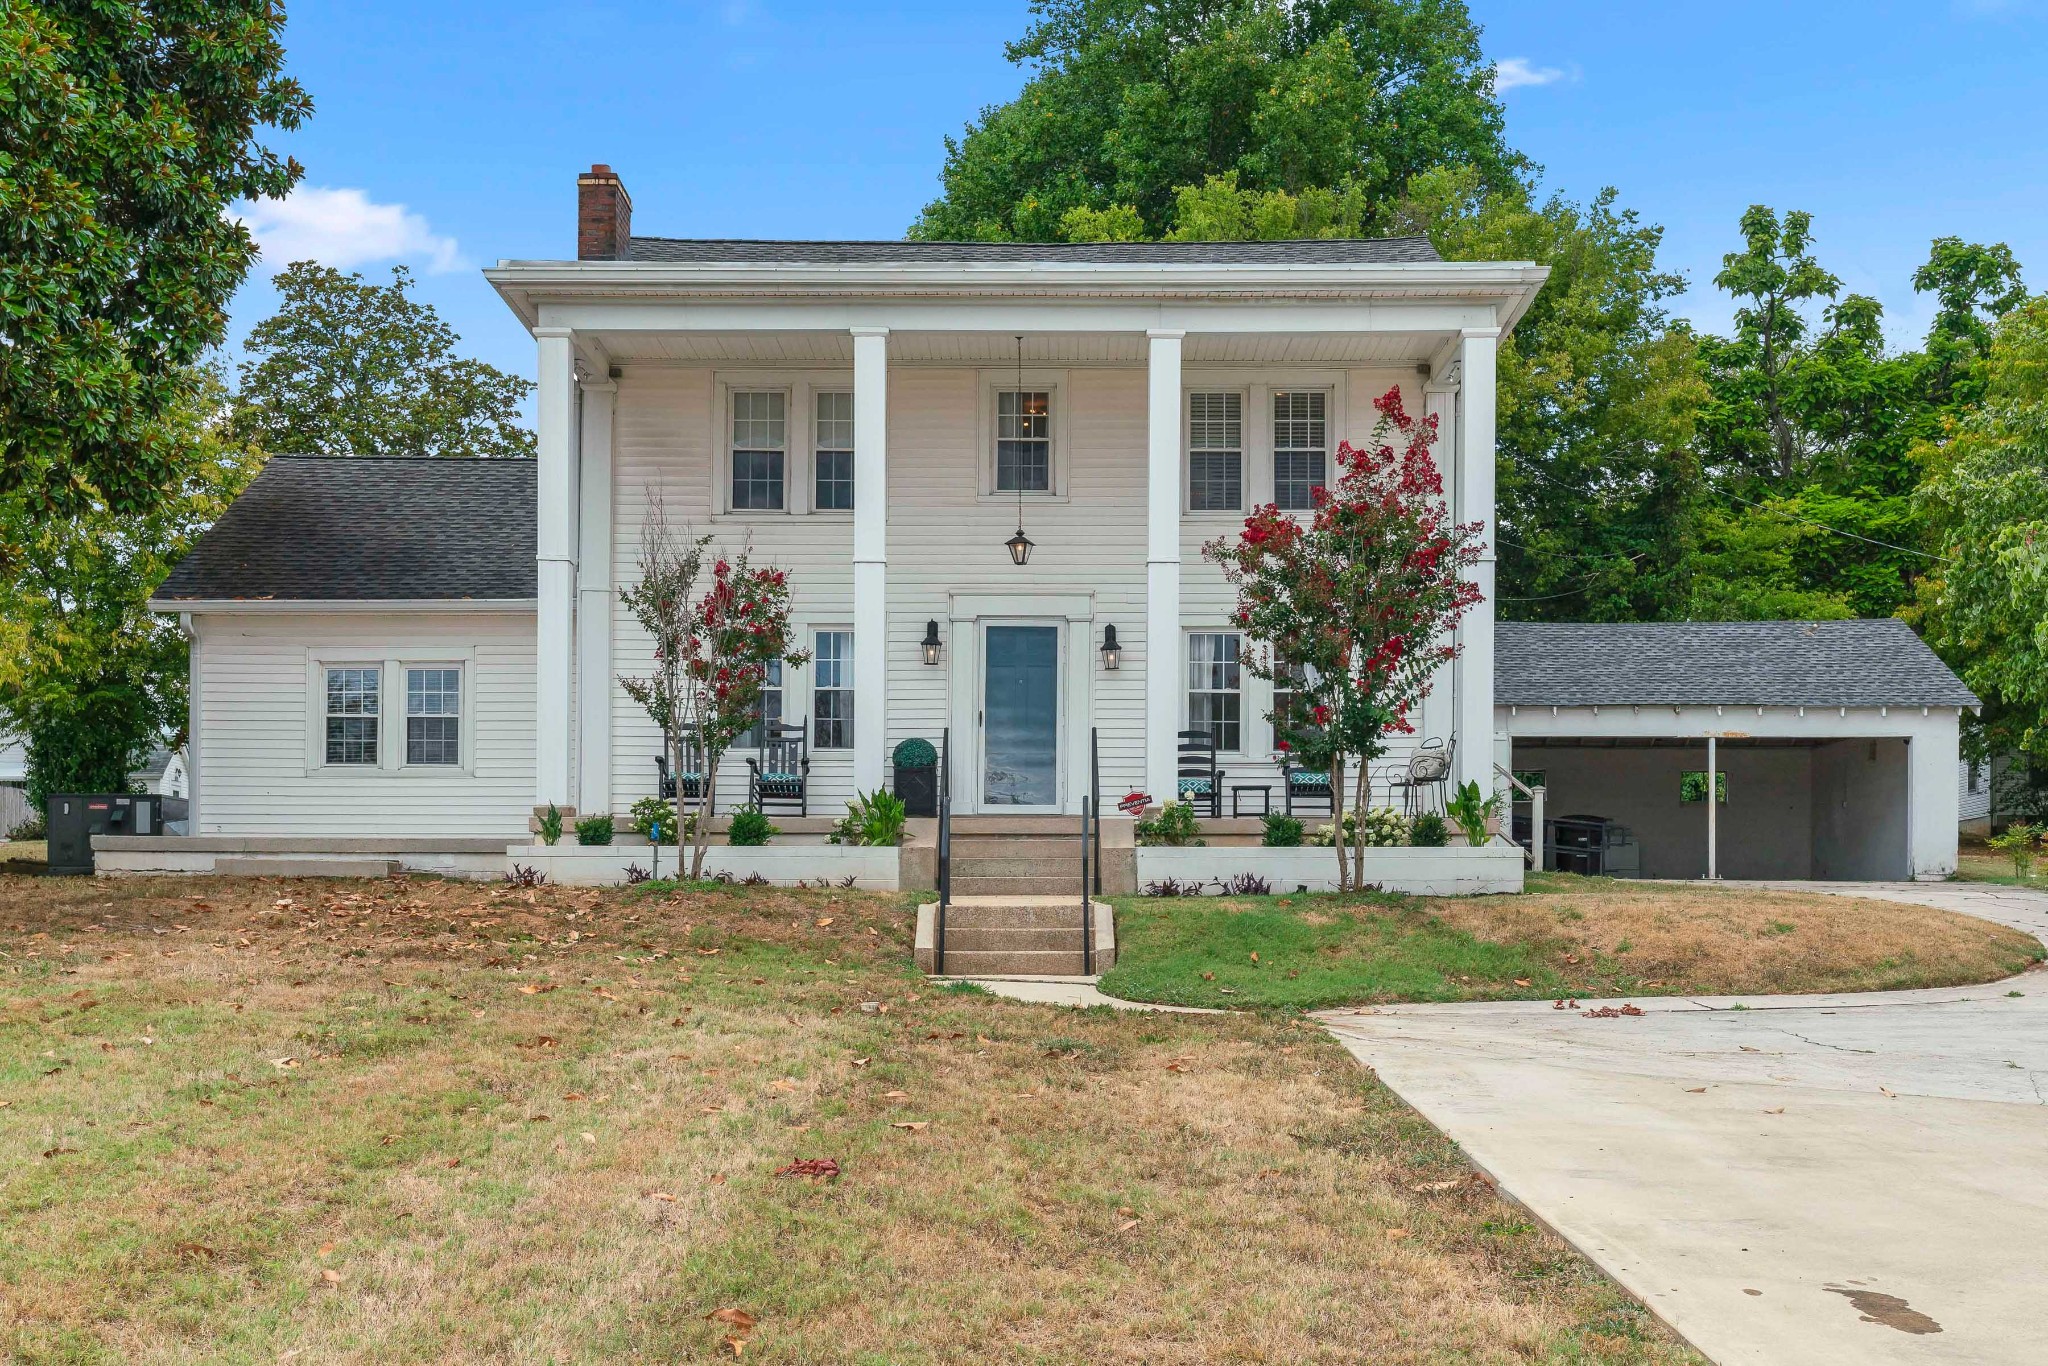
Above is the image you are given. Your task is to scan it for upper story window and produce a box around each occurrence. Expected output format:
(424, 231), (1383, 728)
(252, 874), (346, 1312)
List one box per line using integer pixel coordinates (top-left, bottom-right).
(1188, 391), (1243, 512)
(324, 667), (380, 766)
(405, 667), (462, 766)
(730, 391), (787, 511)
(1273, 390), (1328, 510)
(814, 392), (854, 511)
(995, 390), (1052, 492)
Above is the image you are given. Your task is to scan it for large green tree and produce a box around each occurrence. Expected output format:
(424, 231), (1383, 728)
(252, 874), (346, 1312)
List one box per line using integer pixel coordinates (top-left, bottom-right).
(0, 0), (307, 549)
(0, 365), (263, 808)
(912, 0), (1524, 242)
(231, 263), (536, 459)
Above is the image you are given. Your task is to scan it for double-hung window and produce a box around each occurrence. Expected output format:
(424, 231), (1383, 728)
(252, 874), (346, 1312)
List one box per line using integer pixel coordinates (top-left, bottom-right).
(813, 630), (853, 749)
(814, 392), (854, 511)
(730, 391), (787, 511)
(740, 659), (785, 749)
(1271, 655), (1309, 753)
(1273, 390), (1328, 510)
(324, 667), (380, 765)
(995, 390), (1052, 492)
(1188, 391), (1243, 512)
(1187, 632), (1243, 753)
(405, 667), (461, 766)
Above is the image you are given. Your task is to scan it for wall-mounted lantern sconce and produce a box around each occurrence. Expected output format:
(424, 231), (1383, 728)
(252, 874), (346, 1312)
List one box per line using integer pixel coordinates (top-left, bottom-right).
(1100, 624), (1121, 671)
(920, 619), (943, 666)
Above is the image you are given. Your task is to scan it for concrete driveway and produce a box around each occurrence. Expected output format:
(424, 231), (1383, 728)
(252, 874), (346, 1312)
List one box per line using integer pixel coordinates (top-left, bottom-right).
(1320, 880), (2048, 1366)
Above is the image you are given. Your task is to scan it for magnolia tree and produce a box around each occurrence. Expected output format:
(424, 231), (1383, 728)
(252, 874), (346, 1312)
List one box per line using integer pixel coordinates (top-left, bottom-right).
(620, 500), (807, 879)
(1203, 387), (1484, 891)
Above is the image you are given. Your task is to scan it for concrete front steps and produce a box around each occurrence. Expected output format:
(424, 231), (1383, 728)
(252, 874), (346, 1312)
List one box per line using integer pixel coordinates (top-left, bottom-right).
(915, 895), (1116, 978)
(947, 815), (1090, 896)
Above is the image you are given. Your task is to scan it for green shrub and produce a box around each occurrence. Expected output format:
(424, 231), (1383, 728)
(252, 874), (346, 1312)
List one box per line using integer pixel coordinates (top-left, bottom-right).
(8, 813), (47, 842)
(1446, 780), (1504, 846)
(1989, 822), (2040, 878)
(629, 795), (692, 844)
(727, 806), (777, 846)
(1409, 813), (1449, 847)
(830, 789), (907, 846)
(574, 813), (615, 846)
(1312, 809), (1408, 847)
(537, 803), (563, 846)
(1260, 812), (1304, 847)
(1135, 800), (1204, 847)
(891, 737), (937, 769)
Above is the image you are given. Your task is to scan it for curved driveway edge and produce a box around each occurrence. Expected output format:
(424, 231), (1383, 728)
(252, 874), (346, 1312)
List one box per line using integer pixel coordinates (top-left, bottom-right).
(1319, 879), (2048, 1366)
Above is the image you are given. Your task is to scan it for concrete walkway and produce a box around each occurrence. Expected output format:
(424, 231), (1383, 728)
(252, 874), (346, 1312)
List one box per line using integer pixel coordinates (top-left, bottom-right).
(950, 975), (1221, 1013)
(1320, 879), (2048, 1365)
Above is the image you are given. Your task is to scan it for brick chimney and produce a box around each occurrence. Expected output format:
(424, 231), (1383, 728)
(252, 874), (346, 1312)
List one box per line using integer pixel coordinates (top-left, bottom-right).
(577, 164), (632, 261)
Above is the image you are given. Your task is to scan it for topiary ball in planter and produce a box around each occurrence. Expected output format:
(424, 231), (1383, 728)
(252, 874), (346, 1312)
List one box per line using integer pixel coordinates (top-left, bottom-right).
(891, 737), (939, 817)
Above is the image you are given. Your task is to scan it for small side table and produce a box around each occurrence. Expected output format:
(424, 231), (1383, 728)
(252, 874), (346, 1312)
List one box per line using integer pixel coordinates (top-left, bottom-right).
(1230, 784), (1272, 817)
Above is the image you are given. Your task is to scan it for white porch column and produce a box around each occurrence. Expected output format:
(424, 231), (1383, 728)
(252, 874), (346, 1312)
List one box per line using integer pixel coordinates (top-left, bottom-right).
(1145, 329), (1184, 804)
(851, 327), (890, 793)
(1706, 733), (1719, 879)
(1452, 328), (1499, 797)
(576, 376), (616, 815)
(534, 326), (577, 810)
(1420, 377), (1460, 748)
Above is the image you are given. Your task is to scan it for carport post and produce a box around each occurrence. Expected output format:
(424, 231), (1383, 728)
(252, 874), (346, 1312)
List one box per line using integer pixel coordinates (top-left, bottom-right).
(1706, 734), (1718, 880)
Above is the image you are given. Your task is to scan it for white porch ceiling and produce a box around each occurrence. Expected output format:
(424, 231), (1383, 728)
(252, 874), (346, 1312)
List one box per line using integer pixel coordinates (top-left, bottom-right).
(590, 329), (1445, 368)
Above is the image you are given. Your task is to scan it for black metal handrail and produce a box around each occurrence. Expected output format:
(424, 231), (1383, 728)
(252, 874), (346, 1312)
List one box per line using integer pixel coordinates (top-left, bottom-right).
(1090, 726), (1102, 896)
(1079, 726), (1101, 974)
(936, 726), (951, 975)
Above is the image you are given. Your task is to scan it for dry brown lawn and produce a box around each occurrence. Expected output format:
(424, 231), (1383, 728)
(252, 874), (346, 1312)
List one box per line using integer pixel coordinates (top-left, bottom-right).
(0, 872), (1700, 1364)
(1436, 874), (2045, 997)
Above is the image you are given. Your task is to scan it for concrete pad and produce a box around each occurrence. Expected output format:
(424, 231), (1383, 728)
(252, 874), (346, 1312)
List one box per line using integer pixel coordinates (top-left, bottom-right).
(956, 976), (1220, 1013)
(1319, 880), (2048, 1366)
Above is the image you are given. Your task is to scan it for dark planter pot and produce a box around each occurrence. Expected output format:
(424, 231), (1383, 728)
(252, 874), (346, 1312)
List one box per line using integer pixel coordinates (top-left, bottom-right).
(894, 765), (937, 818)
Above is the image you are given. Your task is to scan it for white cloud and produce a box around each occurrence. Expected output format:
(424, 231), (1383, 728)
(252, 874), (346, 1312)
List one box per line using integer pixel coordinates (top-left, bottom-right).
(1493, 57), (1568, 93)
(234, 186), (464, 275)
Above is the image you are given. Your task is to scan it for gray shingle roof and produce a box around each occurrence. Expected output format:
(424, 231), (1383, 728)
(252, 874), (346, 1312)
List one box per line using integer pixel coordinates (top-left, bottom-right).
(625, 236), (1442, 266)
(154, 457), (536, 604)
(1495, 619), (1979, 709)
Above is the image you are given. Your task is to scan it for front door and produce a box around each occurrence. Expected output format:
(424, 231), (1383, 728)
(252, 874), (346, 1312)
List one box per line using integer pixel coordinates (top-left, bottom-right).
(981, 624), (1061, 809)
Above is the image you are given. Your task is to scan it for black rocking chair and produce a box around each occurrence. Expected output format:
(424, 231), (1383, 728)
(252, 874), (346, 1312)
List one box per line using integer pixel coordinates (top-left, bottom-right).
(1283, 761), (1335, 818)
(656, 727), (713, 816)
(747, 720), (810, 818)
(1176, 728), (1226, 819)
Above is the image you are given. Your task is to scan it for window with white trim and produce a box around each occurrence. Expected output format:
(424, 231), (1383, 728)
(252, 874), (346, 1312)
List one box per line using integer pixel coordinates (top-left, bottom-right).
(814, 391), (854, 511)
(1188, 391), (1243, 511)
(730, 390), (787, 510)
(1273, 390), (1328, 510)
(994, 390), (1051, 492)
(1271, 655), (1309, 753)
(405, 667), (462, 766)
(813, 630), (853, 749)
(324, 667), (380, 765)
(739, 659), (785, 749)
(1187, 632), (1242, 753)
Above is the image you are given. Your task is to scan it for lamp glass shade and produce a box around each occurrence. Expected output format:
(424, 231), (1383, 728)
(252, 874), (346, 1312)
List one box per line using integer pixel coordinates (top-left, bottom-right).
(1006, 528), (1034, 566)
(1100, 624), (1121, 670)
(920, 619), (943, 666)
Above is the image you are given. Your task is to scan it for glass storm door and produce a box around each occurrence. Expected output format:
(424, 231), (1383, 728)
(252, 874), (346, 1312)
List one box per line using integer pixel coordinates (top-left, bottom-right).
(982, 624), (1060, 808)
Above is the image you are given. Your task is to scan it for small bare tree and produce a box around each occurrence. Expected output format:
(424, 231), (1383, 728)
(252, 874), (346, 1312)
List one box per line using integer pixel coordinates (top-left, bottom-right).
(619, 498), (806, 879)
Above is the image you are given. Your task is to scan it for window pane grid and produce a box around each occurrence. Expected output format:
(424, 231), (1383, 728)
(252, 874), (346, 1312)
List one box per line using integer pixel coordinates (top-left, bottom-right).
(731, 392), (787, 510)
(740, 659), (784, 749)
(405, 667), (460, 766)
(1189, 392), (1243, 511)
(814, 630), (853, 749)
(1187, 633), (1242, 753)
(324, 667), (380, 766)
(815, 392), (854, 510)
(1274, 391), (1328, 510)
(995, 390), (1051, 492)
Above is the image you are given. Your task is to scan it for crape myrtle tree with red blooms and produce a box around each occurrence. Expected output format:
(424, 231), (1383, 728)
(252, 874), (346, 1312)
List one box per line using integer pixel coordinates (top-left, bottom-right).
(620, 498), (809, 879)
(1203, 386), (1484, 891)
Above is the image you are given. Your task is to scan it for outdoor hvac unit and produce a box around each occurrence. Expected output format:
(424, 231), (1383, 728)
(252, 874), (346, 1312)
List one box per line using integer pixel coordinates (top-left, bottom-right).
(1544, 814), (1639, 878)
(46, 793), (165, 877)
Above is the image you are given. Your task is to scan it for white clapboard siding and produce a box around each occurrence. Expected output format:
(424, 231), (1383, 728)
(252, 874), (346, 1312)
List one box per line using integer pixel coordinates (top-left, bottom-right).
(192, 611), (536, 837)
(602, 362), (1445, 819)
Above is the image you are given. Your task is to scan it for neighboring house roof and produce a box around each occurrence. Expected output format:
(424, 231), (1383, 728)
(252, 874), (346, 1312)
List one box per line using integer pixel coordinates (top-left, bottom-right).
(1494, 619), (1980, 710)
(623, 237), (1444, 266)
(153, 456), (537, 605)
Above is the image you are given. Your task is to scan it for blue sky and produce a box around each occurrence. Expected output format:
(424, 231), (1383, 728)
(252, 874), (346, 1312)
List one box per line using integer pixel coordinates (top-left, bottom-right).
(232, 1), (2048, 383)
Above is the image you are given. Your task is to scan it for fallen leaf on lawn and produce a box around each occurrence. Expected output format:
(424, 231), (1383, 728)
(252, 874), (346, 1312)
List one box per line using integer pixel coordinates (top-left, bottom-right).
(1684, 1087), (1707, 1094)
(592, 987), (618, 1001)
(1249, 951), (1259, 963)
(1763, 1108), (1785, 1115)
(1410, 1179), (1463, 1193)
(174, 1242), (215, 1259)
(1738, 1045), (1761, 1053)
(814, 917), (834, 927)
(42, 1146), (78, 1158)
(317, 1243), (335, 1258)
(580, 1132), (597, 1144)
(1201, 971), (1216, 981)
(517, 983), (557, 995)
(773, 1157), (841, 1181)
(695, 948), (721, 956)
(271, 1056), (300, 1069)
(1116, 1218), (1139, 1232)
(706, 1308), (757, 1330)
(648, 1191), (679, 1203)
(527, 1114), (551, 1123)
(882, 1089), (910, 1100)
(320, 1268), (343, 1285)
(1385, 1228), (1411, 1240)
(0, 1100), (11, 1109)
(1217, 987), (1238, 995)
(1164, 1059), (1191, 1073)
(890, 1121), (930, 1132)
(563, 1091), (587, 1101)
(1512, 978), (1532, 987)
(850, 1057), (871, 1067)
(445, 1158), (461, 1168)
(517, 1036), (559, 1050)
(701, 1105), (725, 1114)
(1879, 1086), (1896, 1098)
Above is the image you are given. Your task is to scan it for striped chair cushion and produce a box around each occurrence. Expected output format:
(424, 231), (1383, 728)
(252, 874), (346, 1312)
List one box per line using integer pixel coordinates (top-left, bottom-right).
(1177, 777), (1214, 797)
(757, 772), (803, 790)
(1287, 771), (1331, 791)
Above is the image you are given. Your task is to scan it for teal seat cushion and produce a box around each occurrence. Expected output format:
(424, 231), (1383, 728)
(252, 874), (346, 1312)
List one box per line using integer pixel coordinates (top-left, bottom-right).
(758, 771), (803, 787)
(1287, 771), (1330, 790)
(1178, 777), (1214, 797)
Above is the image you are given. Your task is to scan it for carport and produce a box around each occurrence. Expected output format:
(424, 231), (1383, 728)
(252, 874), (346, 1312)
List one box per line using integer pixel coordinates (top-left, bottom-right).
(1492, 620), (1977, 881)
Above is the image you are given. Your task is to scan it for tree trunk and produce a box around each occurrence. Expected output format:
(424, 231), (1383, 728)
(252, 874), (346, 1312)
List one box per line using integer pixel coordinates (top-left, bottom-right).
(1329, 757), (1350, 892)
(1350, 762), (1371, 895)
(690, 754), (717, 881)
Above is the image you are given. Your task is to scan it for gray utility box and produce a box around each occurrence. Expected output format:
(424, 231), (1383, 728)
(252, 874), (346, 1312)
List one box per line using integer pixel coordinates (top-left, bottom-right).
(47, 793), (165, 876)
